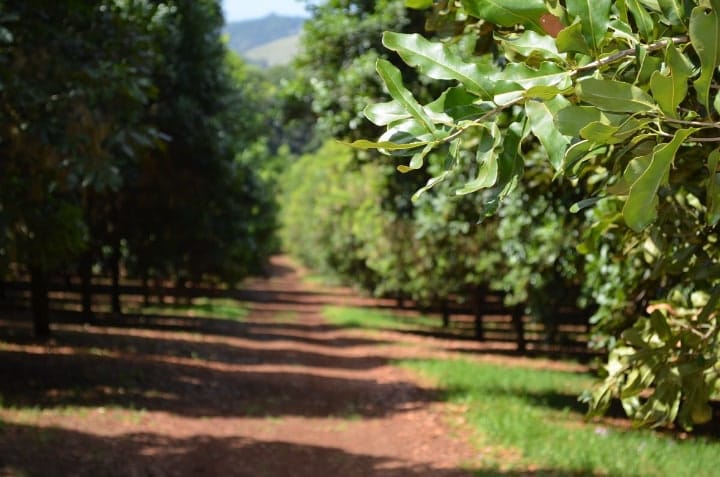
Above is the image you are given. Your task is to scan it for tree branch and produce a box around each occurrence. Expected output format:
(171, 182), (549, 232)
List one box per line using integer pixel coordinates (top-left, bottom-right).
(570, 36), (690, 77)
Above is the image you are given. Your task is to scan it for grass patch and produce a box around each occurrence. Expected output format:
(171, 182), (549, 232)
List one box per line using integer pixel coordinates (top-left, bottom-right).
(323, 306), (440, 330)
(400, 358), (720, 476)
(132, 297), (248, 321)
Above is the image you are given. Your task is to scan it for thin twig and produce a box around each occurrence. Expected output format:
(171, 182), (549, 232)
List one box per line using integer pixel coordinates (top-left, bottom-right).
(570, 35), (690, 77)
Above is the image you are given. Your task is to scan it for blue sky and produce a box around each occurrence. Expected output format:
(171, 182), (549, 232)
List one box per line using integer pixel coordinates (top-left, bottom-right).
(222, 0), (310, 22)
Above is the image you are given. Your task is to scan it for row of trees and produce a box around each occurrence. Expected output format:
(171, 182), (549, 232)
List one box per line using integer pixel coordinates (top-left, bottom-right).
(282, 0), (720, 430)
(0, 0), (277, 336)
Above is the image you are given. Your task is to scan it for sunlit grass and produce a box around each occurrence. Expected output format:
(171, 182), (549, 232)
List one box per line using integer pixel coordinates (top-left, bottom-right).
(131, 297), (248, 321)
(322, 305), (441, 330)
(400, 358), (720, 477)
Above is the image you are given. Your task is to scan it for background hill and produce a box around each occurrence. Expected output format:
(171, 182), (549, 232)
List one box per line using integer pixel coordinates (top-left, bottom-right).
(225, 14), (305, 67)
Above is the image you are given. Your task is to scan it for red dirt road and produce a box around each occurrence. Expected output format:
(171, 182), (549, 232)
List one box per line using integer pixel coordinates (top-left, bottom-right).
(0, 256), (491, 476)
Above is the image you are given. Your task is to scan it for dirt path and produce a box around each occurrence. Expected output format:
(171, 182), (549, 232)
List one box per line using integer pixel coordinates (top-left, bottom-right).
(0, 256), (497, 476)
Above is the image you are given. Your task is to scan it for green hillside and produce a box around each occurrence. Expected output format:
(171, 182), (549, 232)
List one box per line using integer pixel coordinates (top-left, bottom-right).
(243, 34), (300, 67)
(224, 14), (305, 57)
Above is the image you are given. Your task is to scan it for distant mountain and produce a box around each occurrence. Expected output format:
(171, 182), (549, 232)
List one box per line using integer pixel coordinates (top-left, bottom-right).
(225, 14), (305, 66)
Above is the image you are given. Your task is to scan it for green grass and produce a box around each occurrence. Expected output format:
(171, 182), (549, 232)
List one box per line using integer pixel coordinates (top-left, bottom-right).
(400, 358), (720, 477)
(132, 297), (248, 321)
(322, 305), (441, 330)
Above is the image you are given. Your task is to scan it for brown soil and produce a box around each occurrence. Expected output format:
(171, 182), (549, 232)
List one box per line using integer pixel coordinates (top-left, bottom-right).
(0, 255), (527, 477)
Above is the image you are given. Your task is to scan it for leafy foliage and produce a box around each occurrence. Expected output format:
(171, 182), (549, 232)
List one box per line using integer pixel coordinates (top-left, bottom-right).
(356, 0), (720, 429)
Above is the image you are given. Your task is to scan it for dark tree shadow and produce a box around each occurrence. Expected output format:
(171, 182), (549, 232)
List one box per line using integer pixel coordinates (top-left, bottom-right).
(0, 423), (475, 477)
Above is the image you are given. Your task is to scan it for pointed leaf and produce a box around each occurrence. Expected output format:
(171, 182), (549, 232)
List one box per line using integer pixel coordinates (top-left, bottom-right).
(657, 0), (686, 26)
(626, 0), (656, 40)
(690, 2), (720, 114)
(623, 129), (695, 231)
(566, 0), (611, 52)
(376, 59), (437, 135)
(461, 0), (548, 31)
(526, 97), (572, 170)
(555, 105), (627, 136)
(556, 21), (592, 55)
(456, 123), (503, 194)
(364, 100), (410, 126)
(497, 30), (564, 62)
(382, 32), (494, 98)
(649, 44), (691, 118)
(577, 78), (657, 113)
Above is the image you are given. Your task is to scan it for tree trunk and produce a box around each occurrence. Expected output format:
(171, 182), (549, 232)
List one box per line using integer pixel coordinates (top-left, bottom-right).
(110, 244), (121, 315)
(155, 276), (165, 305)
(473, 289), (484, 341)
(30, 267), (50, 338)
(80, 252), (93, 323)
(441, 299), (450, 328)
(512, 305), (525, 352)
(142, 273), (150, 306)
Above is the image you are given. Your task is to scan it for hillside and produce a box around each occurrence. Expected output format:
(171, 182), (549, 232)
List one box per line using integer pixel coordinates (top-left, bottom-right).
(243, 34), (301, 67)
(225, 14), (305, 65)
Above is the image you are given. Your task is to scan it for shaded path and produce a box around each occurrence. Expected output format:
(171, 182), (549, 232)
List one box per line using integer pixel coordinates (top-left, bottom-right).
(0, 256), (486, 476)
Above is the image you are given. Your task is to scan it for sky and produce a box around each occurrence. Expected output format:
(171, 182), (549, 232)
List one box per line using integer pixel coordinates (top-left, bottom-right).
(222, 0), (310, 22)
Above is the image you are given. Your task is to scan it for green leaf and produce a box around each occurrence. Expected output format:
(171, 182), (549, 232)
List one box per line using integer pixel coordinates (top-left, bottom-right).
(555, 105), (627, 136)
(456, 123), (503, 194)
(364, 100), (410, 126)
(623, 128), (695, 231)
(580, 117), (651, 144)
(556, 21), (592, 55)
(382, 32), (494, 98)
(497, 30), (564, 62)
(427, 86), (490, 121)
(625, 0), (656, 40)
(649, 310), (672, 342)
(562, 139), (596, 175)
(706, 148), (720, 225)
(690, 2), (720, 114)
(649, 43), (691, 118)
(495, 62), (571, 91)
(405, 0), (433, 8)
(566, 0), (611, 52)
(576, 78), (657, 113)
(657, 0), (686, 26)
(399, 143), (435, 172)
(526, 97), (572, 170)
(376, 59), (437, 135)
(461, 0), (548, 31)
(345, 139), (429, 151)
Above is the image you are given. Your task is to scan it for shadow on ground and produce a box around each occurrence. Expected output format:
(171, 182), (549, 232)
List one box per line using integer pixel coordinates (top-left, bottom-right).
(0, 423), (471, 477)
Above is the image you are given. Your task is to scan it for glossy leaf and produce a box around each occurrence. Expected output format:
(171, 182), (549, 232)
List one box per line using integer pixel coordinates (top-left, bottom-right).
(623, 128), (695, 231)
(461, 0), (548, 31)
(566, 0), (611, 52)
(657, 0), (686, 26)
(649, 43), (691, 118)
(625, 0), (656, 40)
(456, 123), (503, 194)
(690, 2), (720, 114)
(526, 97), (572, 170)
(364, 100), (410, 126)
(555, 105), (627, 136)
(576, 78), (657, 113)
(376, 59), (437, 135)
(382, 32), (493, 98)
(497, 30), (564, 62)
(556, 21), (592, 55)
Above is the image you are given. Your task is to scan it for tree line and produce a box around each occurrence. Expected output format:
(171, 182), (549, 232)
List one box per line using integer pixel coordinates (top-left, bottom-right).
(0, 0), (277, 336)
